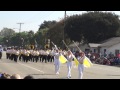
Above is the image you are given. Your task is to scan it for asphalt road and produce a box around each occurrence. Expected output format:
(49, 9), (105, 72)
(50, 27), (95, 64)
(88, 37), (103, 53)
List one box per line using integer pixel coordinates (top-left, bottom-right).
(0, 51), (120, 79)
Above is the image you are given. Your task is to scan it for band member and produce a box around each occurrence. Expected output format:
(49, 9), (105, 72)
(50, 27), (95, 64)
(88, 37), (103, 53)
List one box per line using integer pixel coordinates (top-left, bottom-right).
(19, 48), (23, 61)
(77, 51), (85, 79)
(66, 50), (74, 79)
(25, 49), (30, 63)
(49, 49), (54, 62)
(42, 50), (48, 63)
(29, 49), (33, 62)
(6, 47), (11, 59)
(39, 49), (43, 62)
(22, 49), (26, 62)
(47, 49), (51, 62)
(34, 49), (39, 63)
(10, 47), (15, 61)
(14, 48), (19, 62)
(54, 49), (61, 75)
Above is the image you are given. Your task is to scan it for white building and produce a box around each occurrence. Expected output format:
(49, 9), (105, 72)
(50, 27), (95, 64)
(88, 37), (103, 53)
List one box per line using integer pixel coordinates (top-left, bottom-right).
(69, 42), (101, 53)
(99, 37), (120, 56)
(69, 37), (120, 57)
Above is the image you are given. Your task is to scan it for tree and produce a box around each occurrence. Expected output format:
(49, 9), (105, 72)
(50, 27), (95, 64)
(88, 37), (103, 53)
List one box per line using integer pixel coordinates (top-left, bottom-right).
(65, 15), (83, 42)
(9, 31), (34, 47)
(27, 30), (35, 45)
(35, 20), (57, 48)
(0, 28), (15, 46)
(0, 28), (15, 37)
(65, 11), (120, 43)
(47, 20), (71, 48)
(38, 20), (57, 30)
(0, 36), (4, 45)
(35, 28), (49, 48)
(34, 31), (44, 48)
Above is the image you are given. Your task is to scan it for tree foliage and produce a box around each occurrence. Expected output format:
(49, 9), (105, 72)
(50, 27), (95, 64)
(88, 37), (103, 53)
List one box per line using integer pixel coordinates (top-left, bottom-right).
(38, 20), (57, 30)
(36, 20), (57, 48)
(47, 20), (71, 48)
(0, 28), (15, 37)
(1, 12), (120, 48)
(65, 11), (120, 43)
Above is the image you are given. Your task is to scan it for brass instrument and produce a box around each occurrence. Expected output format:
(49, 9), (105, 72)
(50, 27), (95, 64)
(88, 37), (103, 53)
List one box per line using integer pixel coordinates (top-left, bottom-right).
(44, 44), (49, 49)
(29, 45), (34, 49)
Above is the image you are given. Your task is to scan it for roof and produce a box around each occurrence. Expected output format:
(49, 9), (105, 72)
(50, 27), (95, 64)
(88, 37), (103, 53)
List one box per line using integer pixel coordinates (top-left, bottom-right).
(99, 37), (120, 47)
(89, 43), (101, 47)
(69, 42), (101, 48)
(69, 37), (120, 48)
(69, 42), (79, 47)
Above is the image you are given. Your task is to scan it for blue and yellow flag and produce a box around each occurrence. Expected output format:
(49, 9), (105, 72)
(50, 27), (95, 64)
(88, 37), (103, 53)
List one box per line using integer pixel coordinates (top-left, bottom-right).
(59, 54), (67, 64)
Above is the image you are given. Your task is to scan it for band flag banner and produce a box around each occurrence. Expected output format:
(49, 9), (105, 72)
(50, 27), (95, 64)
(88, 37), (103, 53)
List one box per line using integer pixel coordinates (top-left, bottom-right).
(83, 56), (93, 68)
(59, 54), (67, 64)
(71, 54), (79, 66)
(72, 54), (93, 68)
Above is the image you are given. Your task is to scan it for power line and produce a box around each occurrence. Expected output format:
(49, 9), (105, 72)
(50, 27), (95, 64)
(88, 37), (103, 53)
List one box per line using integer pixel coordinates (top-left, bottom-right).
(17, 23), (24, 33)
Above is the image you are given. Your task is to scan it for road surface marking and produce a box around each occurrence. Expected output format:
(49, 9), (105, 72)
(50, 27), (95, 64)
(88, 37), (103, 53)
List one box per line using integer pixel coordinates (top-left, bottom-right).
(18, 62), (44, 74)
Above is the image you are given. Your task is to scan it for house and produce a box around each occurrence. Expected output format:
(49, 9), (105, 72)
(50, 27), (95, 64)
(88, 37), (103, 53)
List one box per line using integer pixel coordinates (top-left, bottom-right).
(69, 42), (101, 53)
(99, 37), (120, 56)
(69, 37), (120, 57)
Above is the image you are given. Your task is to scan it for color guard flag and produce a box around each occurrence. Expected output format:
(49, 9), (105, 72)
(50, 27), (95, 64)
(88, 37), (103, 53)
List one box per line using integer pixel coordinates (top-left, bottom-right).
(83, 56), (93, 68)
(71, 54), (79, 66)
(59, 54), (67, 64)
(72, 54), (93, 68)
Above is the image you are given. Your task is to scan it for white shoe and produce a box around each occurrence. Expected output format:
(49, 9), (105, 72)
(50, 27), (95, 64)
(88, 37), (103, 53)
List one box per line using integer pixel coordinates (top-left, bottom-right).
(56, 72), (59, 75)
(67, 76), (71, 79)
(67, 77), (70, 79)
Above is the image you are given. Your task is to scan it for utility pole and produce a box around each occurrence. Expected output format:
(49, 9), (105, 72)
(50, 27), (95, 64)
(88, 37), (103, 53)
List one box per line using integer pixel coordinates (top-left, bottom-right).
(63, 11), (66, 49)
(17, 23), (24, 33)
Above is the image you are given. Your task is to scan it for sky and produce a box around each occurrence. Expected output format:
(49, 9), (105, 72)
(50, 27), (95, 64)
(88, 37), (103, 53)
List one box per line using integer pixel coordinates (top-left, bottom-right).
(0, 11), (120, 33)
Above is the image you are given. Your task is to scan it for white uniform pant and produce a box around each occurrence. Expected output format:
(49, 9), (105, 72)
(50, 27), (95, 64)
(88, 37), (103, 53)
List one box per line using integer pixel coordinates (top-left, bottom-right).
(67, 61), (73, 77)
(78, 64), (84, 79)
(54, 59), (60, 73)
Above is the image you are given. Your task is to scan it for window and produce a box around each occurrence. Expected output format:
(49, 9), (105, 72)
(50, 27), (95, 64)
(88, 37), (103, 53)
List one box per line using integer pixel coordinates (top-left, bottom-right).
(115, 50), (119, 56)
(104, 49), (106, 53)
(85, 49), (90, 53)
(94, 49), (96, 53)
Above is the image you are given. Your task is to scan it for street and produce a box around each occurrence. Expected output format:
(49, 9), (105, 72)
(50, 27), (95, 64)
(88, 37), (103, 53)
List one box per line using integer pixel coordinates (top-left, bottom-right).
(0, 51), (120, 79)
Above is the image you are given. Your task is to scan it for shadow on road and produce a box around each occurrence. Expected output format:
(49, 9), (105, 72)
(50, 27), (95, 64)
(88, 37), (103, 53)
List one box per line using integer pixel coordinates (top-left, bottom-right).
(28, 74), (68, 79)
(107, 74), (120, 76)
(36, 77), (68, 79)
(29, 73), (56, 76)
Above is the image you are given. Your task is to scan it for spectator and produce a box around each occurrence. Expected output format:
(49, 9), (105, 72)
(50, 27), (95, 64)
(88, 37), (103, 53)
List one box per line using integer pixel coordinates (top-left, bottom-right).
(24, 75), (34, 79)
(10, 74), (21, 79)
(0, 73), (11, 79)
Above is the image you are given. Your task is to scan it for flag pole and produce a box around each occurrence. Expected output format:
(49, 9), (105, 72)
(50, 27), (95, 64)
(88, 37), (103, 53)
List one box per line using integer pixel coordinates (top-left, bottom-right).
(72, 41), (82, 52)
(62, 40), (79, 67)
(72, 41), (93, 67)
(51, 41), (58, 50)
(62, 40), (70, 50)
(51, 41), (67, 64)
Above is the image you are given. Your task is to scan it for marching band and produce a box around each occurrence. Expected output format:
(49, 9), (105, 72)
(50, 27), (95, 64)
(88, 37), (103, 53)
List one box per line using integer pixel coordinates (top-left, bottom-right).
(4, 42), (90, 79)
